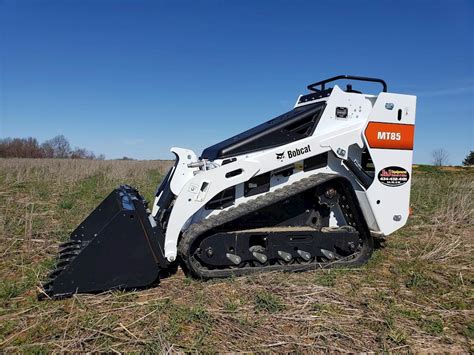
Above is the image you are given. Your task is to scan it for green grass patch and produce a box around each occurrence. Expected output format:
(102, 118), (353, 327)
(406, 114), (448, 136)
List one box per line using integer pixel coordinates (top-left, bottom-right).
(0, 280), (27, 304)
(0, 320), (17, 341)
(405, 271), (431, 289)
(396, 305), (423, 321)
(59, 200), (74, 209)
(224, 299), (238, 312)
(422, 316), (444, 336)
(315, 271), (337, 287)
(255, 291), (285, 313)
(366, 249), (384, 269)
(463, 322), (474, 340)
(414, 165), (444, 174)
(387, 328), (408, 345)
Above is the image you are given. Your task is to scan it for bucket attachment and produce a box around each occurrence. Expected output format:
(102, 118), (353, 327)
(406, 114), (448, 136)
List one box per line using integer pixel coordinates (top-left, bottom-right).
(40, 185), (167, 299)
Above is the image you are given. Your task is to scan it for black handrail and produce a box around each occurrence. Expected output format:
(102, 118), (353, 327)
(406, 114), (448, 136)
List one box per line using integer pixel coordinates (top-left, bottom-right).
(307, 75), (388, 93)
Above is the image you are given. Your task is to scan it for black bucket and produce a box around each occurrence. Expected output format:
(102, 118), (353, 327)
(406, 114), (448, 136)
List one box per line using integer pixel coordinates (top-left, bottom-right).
(40, 185), (167, 299)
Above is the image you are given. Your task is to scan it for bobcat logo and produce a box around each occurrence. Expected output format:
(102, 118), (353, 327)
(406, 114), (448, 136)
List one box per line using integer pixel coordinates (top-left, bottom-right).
(276, 152), (285, 159)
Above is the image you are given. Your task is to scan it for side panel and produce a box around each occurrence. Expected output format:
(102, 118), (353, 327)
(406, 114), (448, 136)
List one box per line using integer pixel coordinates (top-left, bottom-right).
(363, 93), (417, 235)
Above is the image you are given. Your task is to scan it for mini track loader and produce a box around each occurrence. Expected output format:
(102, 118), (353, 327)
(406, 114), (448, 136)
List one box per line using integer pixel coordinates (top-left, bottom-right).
(40, 75), (416, 299)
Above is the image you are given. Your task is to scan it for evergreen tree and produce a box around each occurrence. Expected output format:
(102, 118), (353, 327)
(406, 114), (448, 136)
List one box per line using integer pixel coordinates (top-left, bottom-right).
(462, 151), (474, 166)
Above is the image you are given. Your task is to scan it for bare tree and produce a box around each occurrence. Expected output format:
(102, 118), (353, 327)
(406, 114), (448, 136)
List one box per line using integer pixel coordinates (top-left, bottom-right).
(431, 148), (449, 166)
(0, 137), (42, 158)
(70, 147), (88, 159)
(71, 147), (97, 159)
(0, 135), (104, 159)
(43, 135), (71, 158)
(41, 141), (55, 158)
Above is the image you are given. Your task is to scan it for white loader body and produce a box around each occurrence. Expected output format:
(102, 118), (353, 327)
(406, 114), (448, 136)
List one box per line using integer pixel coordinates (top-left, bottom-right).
(153, 79), (416, 262)
(42, 75), (417, 299)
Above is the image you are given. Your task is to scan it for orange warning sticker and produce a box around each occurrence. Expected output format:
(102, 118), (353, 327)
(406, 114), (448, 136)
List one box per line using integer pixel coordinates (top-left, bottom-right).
(365, 122), (414, 150)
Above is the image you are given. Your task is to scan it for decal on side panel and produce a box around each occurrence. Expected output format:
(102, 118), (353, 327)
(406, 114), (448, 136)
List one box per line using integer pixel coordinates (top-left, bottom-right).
(275, 144), (312, 160)
(378, 166), (409, 187)
(365, 122), (414, 150)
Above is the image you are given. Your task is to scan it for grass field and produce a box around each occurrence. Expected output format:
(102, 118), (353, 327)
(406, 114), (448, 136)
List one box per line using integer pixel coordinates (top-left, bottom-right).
(0, 159), (472, 352)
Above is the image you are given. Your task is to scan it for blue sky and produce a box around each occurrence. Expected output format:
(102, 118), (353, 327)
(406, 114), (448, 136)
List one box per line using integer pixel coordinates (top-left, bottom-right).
(1, 0), (472, 164)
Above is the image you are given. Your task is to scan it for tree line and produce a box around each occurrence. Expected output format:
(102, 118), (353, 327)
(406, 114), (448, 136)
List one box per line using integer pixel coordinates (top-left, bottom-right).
(0, 135), (105, 160)
(431, 148), (473, 167)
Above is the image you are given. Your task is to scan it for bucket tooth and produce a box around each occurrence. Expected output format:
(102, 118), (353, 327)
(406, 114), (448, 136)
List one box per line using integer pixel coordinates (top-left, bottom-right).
(56, 259), (73, 268)
(48, 267), (66, 279)
(39, 185), (167, 299)
(59, 251), (80, 260)
(42, 280), (53, 290)
(39, 288), (53, 300)
(59, 240), (81, 249)
(59, 245), (82, 254)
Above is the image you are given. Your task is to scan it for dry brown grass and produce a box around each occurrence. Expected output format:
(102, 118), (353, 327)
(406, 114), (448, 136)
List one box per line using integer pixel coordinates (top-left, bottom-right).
(0, 158), (172, 185)
(409, 177), (473, 263)
(0, 160), (472, 352)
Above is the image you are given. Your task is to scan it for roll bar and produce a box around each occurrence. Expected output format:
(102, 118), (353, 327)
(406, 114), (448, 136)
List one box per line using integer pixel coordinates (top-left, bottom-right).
(307, 75), (388, 93)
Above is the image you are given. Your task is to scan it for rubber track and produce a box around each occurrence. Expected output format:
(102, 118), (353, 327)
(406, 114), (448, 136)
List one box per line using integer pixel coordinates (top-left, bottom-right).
(178, 173), (373, 279)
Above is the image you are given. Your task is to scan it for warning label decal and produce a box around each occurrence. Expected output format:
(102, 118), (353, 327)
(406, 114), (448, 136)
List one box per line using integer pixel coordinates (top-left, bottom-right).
(378, 166), (410, 187)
